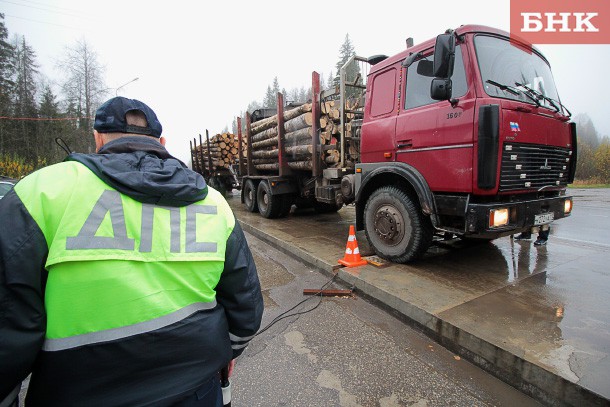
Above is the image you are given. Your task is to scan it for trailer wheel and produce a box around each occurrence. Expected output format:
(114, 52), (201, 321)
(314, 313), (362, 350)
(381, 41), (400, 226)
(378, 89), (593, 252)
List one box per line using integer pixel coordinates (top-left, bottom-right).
(364, 186), (432, 263)
(243, 179), (258, 212)
(257, 180), (283, 218)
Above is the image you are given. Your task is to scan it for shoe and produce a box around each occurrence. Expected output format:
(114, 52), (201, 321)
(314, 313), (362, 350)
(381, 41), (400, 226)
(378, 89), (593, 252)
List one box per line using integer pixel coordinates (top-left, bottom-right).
(515, 233), (531, 240)
(534, 238), (547, 246)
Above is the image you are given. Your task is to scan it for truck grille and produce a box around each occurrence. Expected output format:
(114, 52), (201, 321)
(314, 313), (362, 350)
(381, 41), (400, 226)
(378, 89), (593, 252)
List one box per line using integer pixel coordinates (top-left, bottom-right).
(499, 143), (572, 191)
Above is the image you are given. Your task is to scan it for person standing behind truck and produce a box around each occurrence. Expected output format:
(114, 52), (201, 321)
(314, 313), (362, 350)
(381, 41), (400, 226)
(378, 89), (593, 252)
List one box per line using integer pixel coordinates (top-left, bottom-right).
(0, 97), (263, 406)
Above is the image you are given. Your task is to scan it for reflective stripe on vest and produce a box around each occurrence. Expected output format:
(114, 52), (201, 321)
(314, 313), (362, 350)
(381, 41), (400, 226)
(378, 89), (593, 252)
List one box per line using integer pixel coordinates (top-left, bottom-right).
(15, 161), (235, 344)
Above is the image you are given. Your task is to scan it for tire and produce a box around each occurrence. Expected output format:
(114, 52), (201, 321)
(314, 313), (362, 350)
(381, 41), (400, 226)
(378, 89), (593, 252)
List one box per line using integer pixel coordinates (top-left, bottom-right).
(243, 179), (258, 212)
(257, 180), (283, 218)
(364, 186), (433, 263)
(313, 201), (340, 214)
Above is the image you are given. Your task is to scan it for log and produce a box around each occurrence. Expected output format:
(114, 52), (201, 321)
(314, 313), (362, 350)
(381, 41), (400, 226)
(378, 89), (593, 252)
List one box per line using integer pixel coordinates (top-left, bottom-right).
(251, 127), (313, 150)
(251, 126), (278, 143)
(319, 116), (328, 129)
(252, 137), (279, 150)
(251, 103), (312, 134)
(252, 158), (279, 165)
(251, 145), (314, 159)
(254, 160), (313, 171)
(283, 112), (312, 133)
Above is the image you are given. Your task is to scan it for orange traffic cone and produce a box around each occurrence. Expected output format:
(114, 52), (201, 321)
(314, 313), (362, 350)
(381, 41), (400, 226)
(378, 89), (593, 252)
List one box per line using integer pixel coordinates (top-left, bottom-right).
(338, 225), (368, 267)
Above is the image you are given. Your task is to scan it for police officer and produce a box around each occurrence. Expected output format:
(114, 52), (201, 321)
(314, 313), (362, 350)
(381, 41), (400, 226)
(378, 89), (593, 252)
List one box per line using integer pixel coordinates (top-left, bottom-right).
(0, 97), (263, 406)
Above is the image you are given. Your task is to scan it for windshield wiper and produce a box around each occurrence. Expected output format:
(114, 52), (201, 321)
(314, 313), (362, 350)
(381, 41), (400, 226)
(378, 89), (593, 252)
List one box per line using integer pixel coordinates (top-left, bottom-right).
(515, 82), (559, 112)
(486, 80), (521, 96)
(516, 82), (571, 117)
(487, 80), (540, 106)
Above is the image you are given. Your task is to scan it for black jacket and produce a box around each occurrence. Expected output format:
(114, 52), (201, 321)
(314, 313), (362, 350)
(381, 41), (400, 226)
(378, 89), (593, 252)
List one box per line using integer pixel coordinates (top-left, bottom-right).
(0, 137), (263, 406)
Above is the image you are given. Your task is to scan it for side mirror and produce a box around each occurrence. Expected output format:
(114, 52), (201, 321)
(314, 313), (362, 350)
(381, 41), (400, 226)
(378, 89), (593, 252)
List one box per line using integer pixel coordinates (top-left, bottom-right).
(433, 32), (455, 78)
(431, 78), (452, 101)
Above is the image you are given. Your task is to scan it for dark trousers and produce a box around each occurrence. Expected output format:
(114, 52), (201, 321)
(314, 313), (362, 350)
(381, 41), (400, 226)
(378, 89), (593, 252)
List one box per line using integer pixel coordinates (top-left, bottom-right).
(172, 376), (222, 407)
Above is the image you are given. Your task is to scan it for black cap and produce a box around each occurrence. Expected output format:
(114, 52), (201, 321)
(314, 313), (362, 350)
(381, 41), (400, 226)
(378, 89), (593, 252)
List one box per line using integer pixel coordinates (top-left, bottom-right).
(94, 97), (163, 138)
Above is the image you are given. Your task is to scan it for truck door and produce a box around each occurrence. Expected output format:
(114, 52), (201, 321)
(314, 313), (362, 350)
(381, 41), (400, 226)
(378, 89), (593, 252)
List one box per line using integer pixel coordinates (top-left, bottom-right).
(395, 45), (476, 193)
(360, 67), (398, 163)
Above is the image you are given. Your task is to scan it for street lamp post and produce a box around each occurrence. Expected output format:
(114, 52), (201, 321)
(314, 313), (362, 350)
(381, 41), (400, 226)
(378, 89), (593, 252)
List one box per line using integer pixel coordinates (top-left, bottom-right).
(115, 77), (139, 96)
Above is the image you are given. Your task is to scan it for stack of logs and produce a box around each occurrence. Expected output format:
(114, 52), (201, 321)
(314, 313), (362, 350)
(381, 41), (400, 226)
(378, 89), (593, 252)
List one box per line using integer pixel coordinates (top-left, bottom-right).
(192, 132), (241, 171)
(248, 99), (362, 172)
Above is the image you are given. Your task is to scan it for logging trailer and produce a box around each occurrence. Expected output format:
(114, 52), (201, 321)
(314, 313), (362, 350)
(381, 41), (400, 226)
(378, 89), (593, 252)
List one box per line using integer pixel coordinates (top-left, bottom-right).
(201, 25), (577, 263)
(190, 131), (241, 196)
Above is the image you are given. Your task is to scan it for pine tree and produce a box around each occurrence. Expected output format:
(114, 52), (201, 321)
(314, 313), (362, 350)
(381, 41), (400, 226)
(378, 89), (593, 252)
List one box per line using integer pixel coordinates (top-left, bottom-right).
(12, 35), (39, 163)
(0, 13), (16, 155)
(263, 77), (281, 108)
(334, 34), (355, 86)
(333, 34), (362, 98)
(263, 85), (275, 108)
(38, 84), (68, 163)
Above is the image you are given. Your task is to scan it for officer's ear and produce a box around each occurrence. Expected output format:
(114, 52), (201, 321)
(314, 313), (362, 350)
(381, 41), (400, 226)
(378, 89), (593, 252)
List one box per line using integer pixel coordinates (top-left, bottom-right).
(159, 136), (166, 147)
(94, 130), (105, 152)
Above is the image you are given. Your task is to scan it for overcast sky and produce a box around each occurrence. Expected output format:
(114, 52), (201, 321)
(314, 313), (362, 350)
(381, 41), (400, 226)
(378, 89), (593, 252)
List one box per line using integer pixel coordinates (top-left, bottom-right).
(3, 0), (609, 163)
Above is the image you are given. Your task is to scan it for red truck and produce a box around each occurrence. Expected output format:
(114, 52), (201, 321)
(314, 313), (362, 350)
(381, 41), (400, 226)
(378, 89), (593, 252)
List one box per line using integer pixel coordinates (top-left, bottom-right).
(229, 24), (576, 263)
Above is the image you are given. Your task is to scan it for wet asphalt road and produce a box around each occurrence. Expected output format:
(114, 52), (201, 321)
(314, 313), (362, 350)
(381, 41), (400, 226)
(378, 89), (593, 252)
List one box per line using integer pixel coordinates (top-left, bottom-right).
(231, 231), (541, 407)
(553, 188), (610, 247)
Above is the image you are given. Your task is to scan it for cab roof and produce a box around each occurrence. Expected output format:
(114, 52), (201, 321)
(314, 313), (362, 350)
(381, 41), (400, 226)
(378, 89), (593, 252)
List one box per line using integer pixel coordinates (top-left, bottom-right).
(369, 25), (546, 74)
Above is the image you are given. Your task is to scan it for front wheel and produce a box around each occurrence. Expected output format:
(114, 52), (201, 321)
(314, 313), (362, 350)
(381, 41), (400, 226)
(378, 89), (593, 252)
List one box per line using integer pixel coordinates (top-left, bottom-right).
(364, 186), (432, 263)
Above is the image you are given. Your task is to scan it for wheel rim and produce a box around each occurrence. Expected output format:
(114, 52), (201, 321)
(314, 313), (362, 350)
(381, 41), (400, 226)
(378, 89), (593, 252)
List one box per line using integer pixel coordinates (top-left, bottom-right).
(263, 192), (269, 206)
(373, 204), (407, 247)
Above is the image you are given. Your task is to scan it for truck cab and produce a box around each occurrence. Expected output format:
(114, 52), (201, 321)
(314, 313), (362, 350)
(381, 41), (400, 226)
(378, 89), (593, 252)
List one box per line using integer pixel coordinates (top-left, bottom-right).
(355, 25), (575, 262)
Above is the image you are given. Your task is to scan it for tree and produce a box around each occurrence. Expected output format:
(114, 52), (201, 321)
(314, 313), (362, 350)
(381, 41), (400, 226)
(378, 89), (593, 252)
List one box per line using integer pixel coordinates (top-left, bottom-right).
(263, 76), (281, 108)
(594, 141), (610, 183)
(575, 142), (596, 180)
(263, 85), (275, 108)
(57, 39), (106, 153)
(326, 70), (334, 90)
(38, 84), (69, 163)
(0, 13), (16, 155)
(12, 35), (39, 162)
(333, 34), (362, 99)
(574, 113), (599, 150)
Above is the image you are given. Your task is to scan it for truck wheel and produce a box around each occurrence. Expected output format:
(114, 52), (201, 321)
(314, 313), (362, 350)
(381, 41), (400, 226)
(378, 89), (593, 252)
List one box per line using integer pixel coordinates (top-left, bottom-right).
(243, 179), (258, 212)
(364, 186), (432, 263)
(313, 201), (340, 214)
(257, 180), (283, 218)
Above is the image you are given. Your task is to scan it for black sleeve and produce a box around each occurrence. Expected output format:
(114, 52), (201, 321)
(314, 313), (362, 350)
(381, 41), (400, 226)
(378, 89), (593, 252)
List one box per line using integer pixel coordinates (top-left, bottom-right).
(215, 219), (263, 358)
(0, 189), (48, 402)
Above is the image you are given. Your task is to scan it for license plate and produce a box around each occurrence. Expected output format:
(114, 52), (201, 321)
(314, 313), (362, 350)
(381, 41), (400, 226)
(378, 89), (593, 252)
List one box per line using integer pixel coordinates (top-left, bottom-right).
(534, 212), (554, 225)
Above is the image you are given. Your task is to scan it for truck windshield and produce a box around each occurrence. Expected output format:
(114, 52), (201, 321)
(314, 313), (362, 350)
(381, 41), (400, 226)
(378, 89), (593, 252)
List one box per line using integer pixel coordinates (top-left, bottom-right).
(475, 35), (561, 111)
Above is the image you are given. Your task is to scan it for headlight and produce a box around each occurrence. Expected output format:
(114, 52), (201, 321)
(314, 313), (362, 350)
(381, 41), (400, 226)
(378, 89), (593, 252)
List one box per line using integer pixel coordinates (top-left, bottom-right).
(564, 198), (572, 214)
(489, 208), (509, 228)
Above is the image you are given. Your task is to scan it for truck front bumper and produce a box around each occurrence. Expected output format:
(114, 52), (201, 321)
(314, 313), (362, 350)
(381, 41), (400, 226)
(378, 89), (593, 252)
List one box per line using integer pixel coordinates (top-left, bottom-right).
(464, 195), (572, 239)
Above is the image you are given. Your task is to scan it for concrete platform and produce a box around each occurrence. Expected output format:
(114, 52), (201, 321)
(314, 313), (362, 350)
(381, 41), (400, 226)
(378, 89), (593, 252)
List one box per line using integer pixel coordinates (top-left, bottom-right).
(226, 192), (609, 406)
